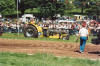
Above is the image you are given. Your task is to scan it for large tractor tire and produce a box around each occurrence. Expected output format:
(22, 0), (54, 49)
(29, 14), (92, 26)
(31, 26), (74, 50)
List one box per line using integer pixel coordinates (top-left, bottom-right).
(24, 25), (38, 38)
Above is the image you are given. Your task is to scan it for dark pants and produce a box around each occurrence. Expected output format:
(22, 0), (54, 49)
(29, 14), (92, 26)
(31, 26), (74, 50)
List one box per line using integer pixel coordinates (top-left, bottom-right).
(59, 32), (61, 39)
(0, 26), (3, 36)
(43, 29), (47, 37)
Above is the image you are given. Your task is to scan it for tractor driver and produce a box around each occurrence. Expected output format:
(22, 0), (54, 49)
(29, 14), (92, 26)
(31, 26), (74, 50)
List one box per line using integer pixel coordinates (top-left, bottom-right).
(30, 18), (36, 24)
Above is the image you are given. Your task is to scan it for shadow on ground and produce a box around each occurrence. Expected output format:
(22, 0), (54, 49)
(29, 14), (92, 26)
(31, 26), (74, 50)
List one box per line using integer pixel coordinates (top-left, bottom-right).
(88, 51), (100, 56)
(74, 50), (81, 53)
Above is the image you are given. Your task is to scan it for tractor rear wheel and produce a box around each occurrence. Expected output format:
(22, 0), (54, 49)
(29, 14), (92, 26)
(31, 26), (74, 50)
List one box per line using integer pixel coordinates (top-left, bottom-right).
(24, 25), (38, 38)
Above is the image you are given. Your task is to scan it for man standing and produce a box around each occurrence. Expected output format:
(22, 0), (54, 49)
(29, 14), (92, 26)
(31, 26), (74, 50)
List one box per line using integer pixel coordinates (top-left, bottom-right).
(79, 21), (89, 53)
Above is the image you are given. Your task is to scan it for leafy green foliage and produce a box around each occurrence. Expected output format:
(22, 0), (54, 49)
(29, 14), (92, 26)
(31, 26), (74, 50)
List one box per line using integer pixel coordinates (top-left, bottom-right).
(86, 0), (100, 16)
(0, 0), (100, 18)
(74, 0), (92, 14)
(0, 0), (16, 15)
(73, 0), (100, 15)
(0, 0), (66, 18)
(37, 0), (66, 19)
(16, 0), (38, 15)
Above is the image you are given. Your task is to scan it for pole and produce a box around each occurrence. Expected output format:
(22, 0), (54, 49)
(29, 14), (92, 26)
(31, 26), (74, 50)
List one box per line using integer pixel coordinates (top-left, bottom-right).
(17, 0), (19, 36)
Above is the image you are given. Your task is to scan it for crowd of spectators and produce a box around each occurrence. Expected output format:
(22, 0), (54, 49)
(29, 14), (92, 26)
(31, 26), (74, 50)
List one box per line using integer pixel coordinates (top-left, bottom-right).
(0, 18), (100, 37)
(39, 19), (100, 37)
(0, 20), (24, 33)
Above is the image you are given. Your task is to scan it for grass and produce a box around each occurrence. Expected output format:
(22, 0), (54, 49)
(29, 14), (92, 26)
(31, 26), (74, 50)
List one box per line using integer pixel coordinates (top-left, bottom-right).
(0, 33), (95, 43)
(0, 52), (99, 66)
(0, 33), (98, 66)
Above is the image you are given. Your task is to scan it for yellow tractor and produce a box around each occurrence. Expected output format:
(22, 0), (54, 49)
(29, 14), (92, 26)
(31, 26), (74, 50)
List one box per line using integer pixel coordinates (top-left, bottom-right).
(23, 21), (43, 38)
(23, 21), (69, 40)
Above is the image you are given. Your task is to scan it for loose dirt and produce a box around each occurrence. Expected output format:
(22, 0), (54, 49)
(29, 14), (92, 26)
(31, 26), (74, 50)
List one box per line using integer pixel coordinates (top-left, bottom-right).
(0, 38), (100, 59)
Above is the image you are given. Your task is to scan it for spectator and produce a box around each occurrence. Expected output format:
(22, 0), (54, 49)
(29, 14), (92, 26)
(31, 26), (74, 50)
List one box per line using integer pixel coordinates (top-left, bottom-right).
(96, 24), (100, 33)
(0, 21), (3, 36)
(79, 21), (89, 53)
(43, 23), (48, 37)
(11, 23), (16, 33)
(49, 24), (54, 36)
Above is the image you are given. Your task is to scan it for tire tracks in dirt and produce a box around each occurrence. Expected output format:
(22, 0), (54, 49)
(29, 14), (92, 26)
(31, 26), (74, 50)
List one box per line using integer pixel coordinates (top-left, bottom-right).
(0, 38), (100, 59)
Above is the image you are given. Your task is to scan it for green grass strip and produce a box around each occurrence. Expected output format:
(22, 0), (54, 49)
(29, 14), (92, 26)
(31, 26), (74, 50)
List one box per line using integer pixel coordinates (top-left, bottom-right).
(0, 52), (99, 66)
(0, 33), (96, 43)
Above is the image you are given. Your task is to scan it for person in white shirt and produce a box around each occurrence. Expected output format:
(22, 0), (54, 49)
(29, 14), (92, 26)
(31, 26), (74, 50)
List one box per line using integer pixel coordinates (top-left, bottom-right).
(79, 21), (89, 53)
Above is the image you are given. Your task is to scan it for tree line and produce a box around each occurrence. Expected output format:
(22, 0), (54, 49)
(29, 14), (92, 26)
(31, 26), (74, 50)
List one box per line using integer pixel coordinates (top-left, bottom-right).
(0, 0), (100, 19)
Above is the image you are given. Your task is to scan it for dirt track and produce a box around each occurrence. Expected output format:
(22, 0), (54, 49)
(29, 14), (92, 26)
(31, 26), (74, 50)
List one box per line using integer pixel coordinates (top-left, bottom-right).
(0, 38), (100, 59)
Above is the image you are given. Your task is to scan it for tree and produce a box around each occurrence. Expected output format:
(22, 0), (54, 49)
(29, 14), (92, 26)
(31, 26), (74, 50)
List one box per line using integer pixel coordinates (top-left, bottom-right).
(0, 0), (16, 16)
(38, 0), (66, 19)
(15, 0), (38, 15)
(86, 0), (100, 20)
(0, 0), (66, 19)
(74, 0), (91, 14)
